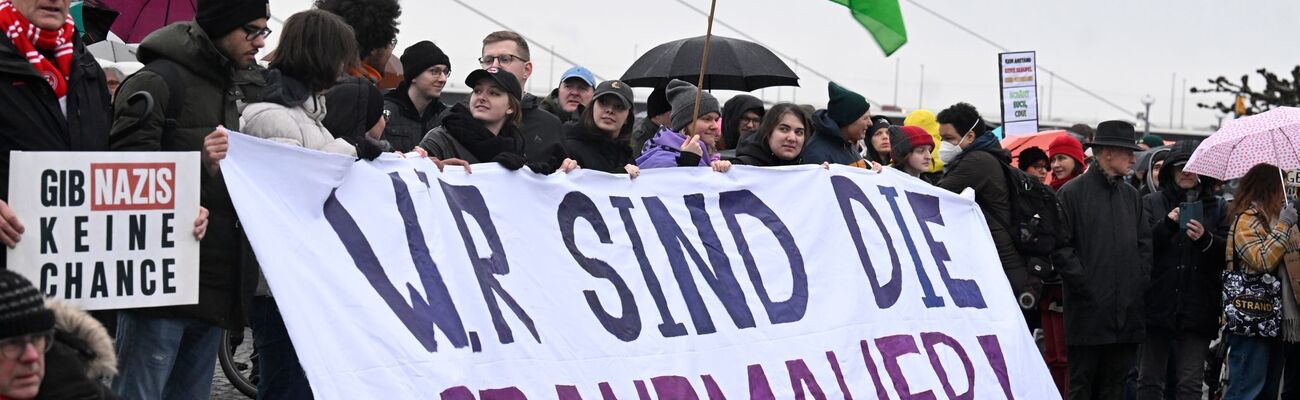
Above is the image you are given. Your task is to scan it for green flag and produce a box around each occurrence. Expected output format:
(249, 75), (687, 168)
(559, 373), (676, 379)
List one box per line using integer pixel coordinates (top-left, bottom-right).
(830, 0), (908, 56)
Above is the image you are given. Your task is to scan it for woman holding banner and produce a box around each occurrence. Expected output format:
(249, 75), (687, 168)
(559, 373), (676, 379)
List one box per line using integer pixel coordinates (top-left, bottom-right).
(236, 9), (359, 399)
(560, 79), (639, 176)
(419, 68), (574, 174)
(636, 79), (731, 172)
(727, 103), (812, 167)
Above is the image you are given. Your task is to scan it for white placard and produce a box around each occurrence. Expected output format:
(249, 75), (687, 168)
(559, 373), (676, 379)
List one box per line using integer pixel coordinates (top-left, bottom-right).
(7, 151), (200, 310)
(1000, 51), (1040, 137)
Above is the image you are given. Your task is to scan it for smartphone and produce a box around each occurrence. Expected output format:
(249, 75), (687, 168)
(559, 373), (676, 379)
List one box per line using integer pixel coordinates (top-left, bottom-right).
(1179, 201), (1203, 230)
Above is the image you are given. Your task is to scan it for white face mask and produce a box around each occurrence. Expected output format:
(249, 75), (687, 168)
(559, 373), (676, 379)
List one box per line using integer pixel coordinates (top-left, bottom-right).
(938, 141), (961, 164)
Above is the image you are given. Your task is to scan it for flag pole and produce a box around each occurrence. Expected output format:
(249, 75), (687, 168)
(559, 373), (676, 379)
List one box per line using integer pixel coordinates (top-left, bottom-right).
(689, 0), (719, 126)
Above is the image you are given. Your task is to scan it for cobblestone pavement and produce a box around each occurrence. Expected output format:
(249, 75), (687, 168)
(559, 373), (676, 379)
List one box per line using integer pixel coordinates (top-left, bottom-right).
(210, 328), (254, 400)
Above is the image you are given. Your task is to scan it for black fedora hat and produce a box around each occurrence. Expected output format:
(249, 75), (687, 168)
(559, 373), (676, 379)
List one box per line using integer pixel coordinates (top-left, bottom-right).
(1087, 120), (1142, 151)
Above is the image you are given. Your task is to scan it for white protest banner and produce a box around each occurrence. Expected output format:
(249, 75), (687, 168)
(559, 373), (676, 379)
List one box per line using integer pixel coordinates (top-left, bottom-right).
(7, 151), (200, 311)
(222, 132), (1059, 400)
(999, 51), (1039, 137)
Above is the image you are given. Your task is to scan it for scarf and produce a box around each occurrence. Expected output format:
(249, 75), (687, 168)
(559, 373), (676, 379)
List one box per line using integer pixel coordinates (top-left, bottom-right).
(441, 103), (524, 162)
(1050, 171), (1080, 192)
(1283, 225), (1300, 343)
(0, 0), (75, 99)
(965, 132), (1001, 153)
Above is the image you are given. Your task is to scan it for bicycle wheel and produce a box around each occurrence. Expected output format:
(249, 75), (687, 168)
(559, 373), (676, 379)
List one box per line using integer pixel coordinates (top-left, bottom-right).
(218, 327), (259, 398)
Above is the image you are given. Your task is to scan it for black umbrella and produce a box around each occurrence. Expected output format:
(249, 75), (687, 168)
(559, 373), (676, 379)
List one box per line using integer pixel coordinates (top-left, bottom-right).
(620, 35), (799, 91)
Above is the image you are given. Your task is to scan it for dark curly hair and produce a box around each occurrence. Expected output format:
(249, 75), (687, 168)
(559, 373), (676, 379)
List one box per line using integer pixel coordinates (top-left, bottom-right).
(935, 102), (987, 137)
(314, 0), (401, 59)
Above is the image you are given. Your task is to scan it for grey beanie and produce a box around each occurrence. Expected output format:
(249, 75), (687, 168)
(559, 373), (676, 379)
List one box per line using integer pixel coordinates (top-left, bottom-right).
(666, 79), (720, 132)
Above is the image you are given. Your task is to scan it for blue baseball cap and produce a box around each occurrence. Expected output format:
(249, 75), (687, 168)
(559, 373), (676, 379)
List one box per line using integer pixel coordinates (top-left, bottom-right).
(559, 66), (596, 88)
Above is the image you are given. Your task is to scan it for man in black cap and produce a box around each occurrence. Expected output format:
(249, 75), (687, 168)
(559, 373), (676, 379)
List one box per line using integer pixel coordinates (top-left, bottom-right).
(1054, 120), (1153, 400)
(107, 0), (270, 397)
(383, 40), (451, 152)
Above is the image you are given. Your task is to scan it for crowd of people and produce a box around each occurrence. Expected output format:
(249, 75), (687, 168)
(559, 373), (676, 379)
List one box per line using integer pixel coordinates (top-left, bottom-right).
(0, 0), (1297, 399)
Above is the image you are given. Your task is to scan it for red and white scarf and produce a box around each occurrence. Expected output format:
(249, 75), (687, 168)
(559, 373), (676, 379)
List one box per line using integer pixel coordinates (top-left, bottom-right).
(0, 0), (75, 99)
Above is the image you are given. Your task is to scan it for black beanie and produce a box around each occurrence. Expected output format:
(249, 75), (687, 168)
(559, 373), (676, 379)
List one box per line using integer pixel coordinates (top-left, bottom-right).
(1017, 146), (1049, 171)
(827, 81), (870, 128)
(0, 270), (54, 339)
(400, 41), (451, 83)
(323, 77), (385, 143)
(646, 83), (670, 117)
(196, 0), (269, 39)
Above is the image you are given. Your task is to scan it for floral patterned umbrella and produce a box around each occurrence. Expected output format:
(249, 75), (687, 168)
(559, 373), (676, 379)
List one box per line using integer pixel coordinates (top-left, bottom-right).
(1184, 107), (1300, 180)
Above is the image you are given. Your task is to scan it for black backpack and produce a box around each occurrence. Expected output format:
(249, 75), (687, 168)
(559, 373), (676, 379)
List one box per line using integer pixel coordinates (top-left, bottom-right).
(994, 158), (1069, 281)
(118, 59), (187, 137)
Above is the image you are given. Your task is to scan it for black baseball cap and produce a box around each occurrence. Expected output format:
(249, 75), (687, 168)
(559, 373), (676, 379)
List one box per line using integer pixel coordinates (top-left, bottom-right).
(592, 80), (633, 109)
(464, 69), (522, 101)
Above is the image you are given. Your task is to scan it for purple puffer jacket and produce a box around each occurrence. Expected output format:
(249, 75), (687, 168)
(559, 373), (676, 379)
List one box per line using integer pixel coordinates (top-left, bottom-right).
(635, 126), (714, 169)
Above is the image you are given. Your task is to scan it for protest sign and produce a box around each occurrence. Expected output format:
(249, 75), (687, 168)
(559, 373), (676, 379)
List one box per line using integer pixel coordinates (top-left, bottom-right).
(999, 51), (1040, 137)
(222, 133), (1060, 399)
(7, 151), (200, 311)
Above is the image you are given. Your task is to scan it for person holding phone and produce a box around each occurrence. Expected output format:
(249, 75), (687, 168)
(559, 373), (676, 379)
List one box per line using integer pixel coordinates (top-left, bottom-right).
(1135, 141), (1228, 400)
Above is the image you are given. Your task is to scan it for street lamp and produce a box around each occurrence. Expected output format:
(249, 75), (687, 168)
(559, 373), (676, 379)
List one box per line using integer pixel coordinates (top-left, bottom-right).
(1141, 95), (1156, 136)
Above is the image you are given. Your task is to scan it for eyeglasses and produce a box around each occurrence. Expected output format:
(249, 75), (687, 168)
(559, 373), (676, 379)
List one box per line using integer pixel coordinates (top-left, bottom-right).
(427, 67), (451, 77)
(242, 24), (272, 41)
(478, 54), (527, 67)
(0, 330), (54, 360)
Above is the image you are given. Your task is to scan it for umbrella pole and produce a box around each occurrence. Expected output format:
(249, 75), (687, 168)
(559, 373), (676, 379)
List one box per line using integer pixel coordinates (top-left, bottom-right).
(689, 0), (719, 128)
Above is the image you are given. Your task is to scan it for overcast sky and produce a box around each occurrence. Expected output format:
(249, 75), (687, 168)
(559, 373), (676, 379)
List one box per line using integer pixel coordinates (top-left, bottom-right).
(266, 0), (1297, 131)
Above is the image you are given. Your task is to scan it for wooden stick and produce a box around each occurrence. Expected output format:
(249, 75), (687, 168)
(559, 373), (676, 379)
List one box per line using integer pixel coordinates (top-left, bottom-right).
(689, 0), (719, 131)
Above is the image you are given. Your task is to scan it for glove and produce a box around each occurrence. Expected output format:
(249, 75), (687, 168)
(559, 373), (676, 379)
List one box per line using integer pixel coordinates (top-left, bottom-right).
(526, 160), (559, 175)
(355, 137), (389, 161)
(492, 152), (526, 170)
(1281, 205), (1298, 226)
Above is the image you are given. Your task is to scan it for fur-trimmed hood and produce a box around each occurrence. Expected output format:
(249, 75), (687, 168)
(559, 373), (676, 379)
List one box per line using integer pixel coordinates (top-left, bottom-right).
(46, 300), (117, 379)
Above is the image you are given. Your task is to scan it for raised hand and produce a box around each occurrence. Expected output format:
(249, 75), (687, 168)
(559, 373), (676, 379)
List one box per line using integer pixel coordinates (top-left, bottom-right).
(681, 134), (704, 156)
(202, 126), (230, 177)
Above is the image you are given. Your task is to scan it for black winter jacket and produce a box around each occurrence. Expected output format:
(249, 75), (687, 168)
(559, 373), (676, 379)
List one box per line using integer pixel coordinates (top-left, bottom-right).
(561, 121), (633, 174)
(0, 36), (111, 270)
(1055, 167), (1155, 346)
(108, 22), (261, 329)
(520, 93), (563, 164)
(381, 82), (446, 152)
(938, 149), (1027, 296)
(1141, 149), (1227, 337)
